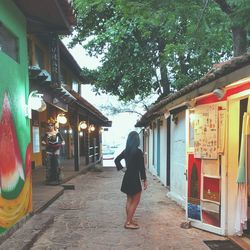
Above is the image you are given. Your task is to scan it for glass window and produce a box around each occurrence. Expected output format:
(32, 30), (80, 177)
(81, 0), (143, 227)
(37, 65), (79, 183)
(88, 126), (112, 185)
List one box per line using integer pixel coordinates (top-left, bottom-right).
(0, 22), (19, 62)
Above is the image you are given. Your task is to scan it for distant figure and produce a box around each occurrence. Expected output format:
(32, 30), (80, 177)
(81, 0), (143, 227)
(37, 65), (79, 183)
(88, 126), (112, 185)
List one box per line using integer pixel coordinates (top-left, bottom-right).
(115, 131), (147, 229)
(41, 118), (65, 184)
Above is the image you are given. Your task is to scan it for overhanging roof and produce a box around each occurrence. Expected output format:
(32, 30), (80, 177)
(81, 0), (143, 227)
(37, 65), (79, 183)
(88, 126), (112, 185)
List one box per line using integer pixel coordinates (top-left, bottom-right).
(69, 90), (112, 127)
(29, 66), (111, 127)
(59, 41), (85, 83)
(136, 52), (250, 127)
(15, 0), (76, 34)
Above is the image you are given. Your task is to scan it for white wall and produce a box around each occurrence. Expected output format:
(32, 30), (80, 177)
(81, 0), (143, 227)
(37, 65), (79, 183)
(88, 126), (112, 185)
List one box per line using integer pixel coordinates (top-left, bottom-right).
(148, 126), (157, 176)
(167, 111), (187, 208)
(159, 119), (167, 186)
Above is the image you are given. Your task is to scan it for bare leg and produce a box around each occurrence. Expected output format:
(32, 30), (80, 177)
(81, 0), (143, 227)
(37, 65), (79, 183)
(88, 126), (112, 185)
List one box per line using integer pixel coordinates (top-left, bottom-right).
(126, 195), (132, 217)
(125, 192), (141, 226)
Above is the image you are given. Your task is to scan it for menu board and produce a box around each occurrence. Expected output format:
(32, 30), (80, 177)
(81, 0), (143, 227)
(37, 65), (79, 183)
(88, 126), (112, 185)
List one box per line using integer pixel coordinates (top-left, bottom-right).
(194, 104), (218, 159)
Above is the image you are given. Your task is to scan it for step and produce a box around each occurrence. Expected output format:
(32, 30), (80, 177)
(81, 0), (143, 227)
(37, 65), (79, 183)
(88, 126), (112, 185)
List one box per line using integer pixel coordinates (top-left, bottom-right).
(0, 214), (54, 250)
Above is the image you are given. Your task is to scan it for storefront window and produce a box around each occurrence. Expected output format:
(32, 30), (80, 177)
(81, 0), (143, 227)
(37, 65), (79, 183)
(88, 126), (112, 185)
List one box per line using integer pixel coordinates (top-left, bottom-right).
(0, 22), (19, 62)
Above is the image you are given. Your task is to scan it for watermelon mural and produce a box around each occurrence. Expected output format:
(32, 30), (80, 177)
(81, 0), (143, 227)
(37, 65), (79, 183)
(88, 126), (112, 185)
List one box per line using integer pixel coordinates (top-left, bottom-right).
(0, 93), (32, 233)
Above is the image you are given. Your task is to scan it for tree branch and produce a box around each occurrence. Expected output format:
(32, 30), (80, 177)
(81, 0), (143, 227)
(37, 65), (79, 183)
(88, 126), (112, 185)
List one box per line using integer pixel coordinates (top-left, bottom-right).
(213, 0), (232, 15)
(196, 0), (210, 31)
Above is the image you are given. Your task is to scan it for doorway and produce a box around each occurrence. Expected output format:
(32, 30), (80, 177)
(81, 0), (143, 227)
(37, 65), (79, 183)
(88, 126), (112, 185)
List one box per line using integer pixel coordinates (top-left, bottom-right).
(157, 119), (161, 176)
(240, 98), (250, 233)
(166, 116), (171, 187)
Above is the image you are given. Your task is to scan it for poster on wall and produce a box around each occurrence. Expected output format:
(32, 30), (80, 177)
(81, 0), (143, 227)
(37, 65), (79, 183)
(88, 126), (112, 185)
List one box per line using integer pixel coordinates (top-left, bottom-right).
(194, 104), (218, 159)
(187, 154), (202, 221)
(218, 109), (226, 153)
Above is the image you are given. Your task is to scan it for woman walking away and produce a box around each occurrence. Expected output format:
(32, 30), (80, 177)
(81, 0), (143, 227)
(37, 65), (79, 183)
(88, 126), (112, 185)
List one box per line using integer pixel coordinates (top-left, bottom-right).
(115, 131), (148, 229)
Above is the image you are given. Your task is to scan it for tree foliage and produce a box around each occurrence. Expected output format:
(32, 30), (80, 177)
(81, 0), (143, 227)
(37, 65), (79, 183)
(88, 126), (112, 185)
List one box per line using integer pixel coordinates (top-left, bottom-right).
(71, 0), (249, 102)
(212, 0), (250, 56)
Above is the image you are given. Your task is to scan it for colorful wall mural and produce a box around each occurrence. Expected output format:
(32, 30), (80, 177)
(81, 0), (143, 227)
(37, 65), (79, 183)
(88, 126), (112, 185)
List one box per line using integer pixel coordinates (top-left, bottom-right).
(0, 94), (32, 231)
(0, 0), (32, 234)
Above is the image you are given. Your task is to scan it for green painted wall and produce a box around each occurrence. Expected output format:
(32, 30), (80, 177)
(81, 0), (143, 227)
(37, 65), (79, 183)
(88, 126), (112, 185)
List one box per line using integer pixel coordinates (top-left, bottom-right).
(0, 0), (32, 233)
(0, 0), (30, 154)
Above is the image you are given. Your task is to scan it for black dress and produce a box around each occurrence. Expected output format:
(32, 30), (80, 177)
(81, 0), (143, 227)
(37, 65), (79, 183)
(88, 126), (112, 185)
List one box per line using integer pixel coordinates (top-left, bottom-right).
(41, 132), (64, 183)
(115, 148), (146, 196)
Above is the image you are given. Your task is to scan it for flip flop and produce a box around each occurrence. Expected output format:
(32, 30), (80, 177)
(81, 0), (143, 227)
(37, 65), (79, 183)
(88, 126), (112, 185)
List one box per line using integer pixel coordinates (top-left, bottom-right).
(131, 220), (139, 226)
(124, 222), (139, 229)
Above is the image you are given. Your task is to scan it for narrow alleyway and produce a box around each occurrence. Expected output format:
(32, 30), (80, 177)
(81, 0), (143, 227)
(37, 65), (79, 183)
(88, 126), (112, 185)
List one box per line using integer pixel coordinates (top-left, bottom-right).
(24, 167), (224, 250)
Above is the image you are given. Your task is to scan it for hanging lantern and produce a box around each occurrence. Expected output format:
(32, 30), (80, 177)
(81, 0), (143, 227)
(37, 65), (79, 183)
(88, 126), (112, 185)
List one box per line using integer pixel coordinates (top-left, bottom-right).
(79, 121), (87, 130)
(89, 124), (95, 132)
(57, 113), (67, 124)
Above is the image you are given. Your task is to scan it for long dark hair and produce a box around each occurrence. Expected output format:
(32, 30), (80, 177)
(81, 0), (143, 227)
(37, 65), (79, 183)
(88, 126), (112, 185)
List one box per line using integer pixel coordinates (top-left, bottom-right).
(124, 131), (140, 159)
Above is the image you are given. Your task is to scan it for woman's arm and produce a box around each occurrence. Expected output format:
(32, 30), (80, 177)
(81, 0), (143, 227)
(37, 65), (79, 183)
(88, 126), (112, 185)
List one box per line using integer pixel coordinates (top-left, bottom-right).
(138, 150), (147, 190)
(114, 151), (125, 171)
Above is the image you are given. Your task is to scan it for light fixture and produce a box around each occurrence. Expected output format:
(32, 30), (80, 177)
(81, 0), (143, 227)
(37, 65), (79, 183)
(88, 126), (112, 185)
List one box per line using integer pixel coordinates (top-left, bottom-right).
(79, 121), (87, 130)
(186, 99), (196, 108)
(89, 124), (95, 132)
(57, 113), (67, 124)
(79, 131), (83, 137)
(37, 101), (47, 112)
(213, 88), (225, 100)
(25, 90), (46, 119)
(69, 129), (72, 134)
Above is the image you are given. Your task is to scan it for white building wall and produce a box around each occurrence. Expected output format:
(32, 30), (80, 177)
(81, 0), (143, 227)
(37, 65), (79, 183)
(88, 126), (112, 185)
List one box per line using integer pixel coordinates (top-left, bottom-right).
(148, 127), (157, 176)
(159, 119), (167, 186)
(152, 126), (158, 176)
(167, 110), (187, 208)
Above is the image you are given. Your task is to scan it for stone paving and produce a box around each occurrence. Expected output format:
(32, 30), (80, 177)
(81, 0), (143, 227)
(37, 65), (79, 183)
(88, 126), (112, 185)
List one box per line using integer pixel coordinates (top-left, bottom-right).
(26, 167), (225, 250)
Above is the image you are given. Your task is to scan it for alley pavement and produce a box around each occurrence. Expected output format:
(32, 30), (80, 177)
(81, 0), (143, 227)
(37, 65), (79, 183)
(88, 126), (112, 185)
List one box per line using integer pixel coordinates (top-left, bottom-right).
(1, 167), (227, 250)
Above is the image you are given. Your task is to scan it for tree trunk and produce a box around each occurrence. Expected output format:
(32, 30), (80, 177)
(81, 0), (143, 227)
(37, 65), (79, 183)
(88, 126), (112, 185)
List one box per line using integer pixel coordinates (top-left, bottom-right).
(159, 62), (170, 95)
(213, 0), (248, 57)
(158, 39), (170, 95)
(232, 26), (247, 57)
